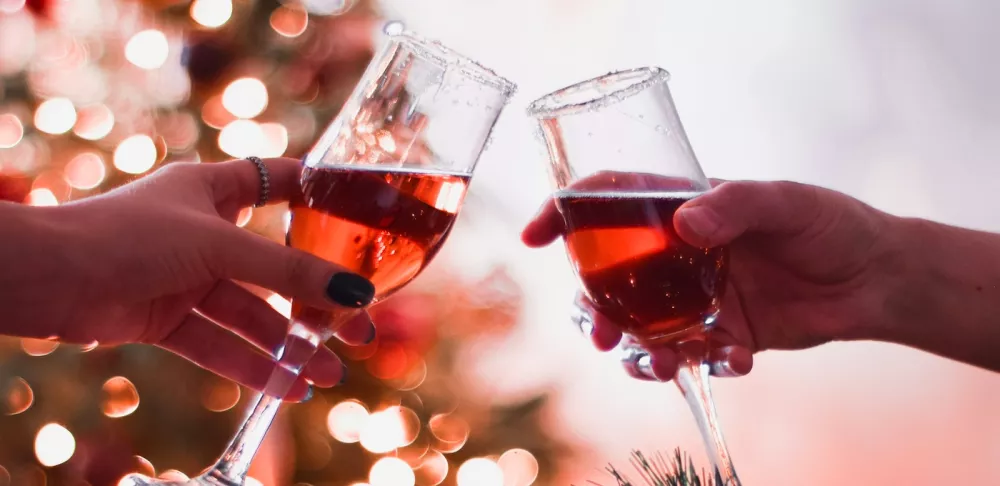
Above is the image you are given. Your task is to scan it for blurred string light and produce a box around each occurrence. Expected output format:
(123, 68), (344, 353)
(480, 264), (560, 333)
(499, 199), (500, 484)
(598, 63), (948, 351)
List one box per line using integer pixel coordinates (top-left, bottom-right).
(301, 0), (355, 16)
(34, 98), (76, 135)
(222, 77), (268, 119)
(34, 423), (75, 467)
(73, 104), (114, 140)
(27, 188), (58, 206)
(190, 0), (232, 28)
(21, 338), (58, 356)
(114, 135), (157, 174)
(456, 458), (503, 486)
(270, 5), (308, 38)
(63, 152), (107, 190)
(327, 399), (369, 443)
(497, 449), (540, 486)
(0, 113), (24, 148)
(2, 377), (33, 415)
(218, 120), (288, 158)
(125, 30), (169, 70)
(101, 376), (140, 418)
(368, 457), (414, 486)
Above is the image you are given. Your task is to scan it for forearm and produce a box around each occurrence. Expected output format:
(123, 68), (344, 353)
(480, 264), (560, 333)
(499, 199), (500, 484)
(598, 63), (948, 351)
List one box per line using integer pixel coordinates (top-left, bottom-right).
(0, 202), (79, 339)
(879, 216), (1000, 371)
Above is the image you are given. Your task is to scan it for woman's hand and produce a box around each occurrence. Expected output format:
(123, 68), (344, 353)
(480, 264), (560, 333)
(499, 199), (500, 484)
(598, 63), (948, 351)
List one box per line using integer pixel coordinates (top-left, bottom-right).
(523, 179), (897, 381)
(1, 158), (375, 400)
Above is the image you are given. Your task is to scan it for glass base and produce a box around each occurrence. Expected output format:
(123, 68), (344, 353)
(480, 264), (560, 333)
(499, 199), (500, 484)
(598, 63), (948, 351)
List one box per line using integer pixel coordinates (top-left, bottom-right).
(119, 473), (240, 486)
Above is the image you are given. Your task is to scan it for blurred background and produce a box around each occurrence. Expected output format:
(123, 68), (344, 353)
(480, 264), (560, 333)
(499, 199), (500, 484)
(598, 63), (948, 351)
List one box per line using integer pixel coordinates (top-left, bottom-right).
(2, 0), (1000, 485)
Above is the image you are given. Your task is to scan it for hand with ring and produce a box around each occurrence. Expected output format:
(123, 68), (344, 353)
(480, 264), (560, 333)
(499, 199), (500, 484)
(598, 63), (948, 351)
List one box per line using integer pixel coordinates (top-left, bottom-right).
(0, 158), (377, 401)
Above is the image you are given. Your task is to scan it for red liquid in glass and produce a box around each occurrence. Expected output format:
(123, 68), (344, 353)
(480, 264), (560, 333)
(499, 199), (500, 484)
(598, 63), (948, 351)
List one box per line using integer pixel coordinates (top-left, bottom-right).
(556, 192), (728, 343)
(287, 166), (469, 326)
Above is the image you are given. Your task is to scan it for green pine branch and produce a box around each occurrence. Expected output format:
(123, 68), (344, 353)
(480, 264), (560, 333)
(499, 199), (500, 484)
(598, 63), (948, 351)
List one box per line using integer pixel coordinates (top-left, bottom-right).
(586, 449), (718, 486)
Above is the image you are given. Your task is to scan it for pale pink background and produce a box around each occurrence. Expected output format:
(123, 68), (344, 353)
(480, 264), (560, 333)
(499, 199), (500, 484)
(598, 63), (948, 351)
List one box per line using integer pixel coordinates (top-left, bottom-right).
(381, 0), (1000, 484)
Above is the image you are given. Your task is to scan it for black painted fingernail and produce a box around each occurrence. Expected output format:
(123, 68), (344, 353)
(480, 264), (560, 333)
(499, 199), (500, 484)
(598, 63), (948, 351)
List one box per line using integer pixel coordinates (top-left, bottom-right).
(303, 385), (315, 402)
(338, 363), (348, 386)
(326, 273), (375, 308)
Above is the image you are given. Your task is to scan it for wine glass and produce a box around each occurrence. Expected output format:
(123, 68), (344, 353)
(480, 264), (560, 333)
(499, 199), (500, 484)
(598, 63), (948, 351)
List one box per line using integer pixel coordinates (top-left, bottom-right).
(527, 67), (740, 485)
(123, 30), (516, 486)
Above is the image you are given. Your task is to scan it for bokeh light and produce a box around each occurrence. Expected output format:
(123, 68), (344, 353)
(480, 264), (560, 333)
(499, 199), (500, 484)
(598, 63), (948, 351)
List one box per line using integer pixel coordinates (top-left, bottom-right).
(34, 98), (76, 135)
(125, 30), (169, 70)
(114, 135), (157, 174)
(101, 376), (140, 418)
(26, 188), (58, 206)
(259, 122), (289, 157)
(413, 450), (449, 486)
(235, 207), (253, 227)
(201, 378), (241, 412)
(190, 0), (232, 28)
(270, 5), (309, 38)
(63, 152), (107, 190)
(0, 113), (24, 148)
(428, 413), (470, 453)
(157, 470), (189, 481)
(497, 449), (539, 486)
(73, 104), (114, 141)
(0, 464), (9, 486)
(327, 399), (369, 443)
(369, 457), (414, 486)
(2, 377), (33, 415)
(20, 338), (58, 356)
(456, 458), (503, 486)
(34, 423), (75, 467)
(359, 406), (420, 453)
(218, 119), (262, 158)
(222, 78), (268, 119)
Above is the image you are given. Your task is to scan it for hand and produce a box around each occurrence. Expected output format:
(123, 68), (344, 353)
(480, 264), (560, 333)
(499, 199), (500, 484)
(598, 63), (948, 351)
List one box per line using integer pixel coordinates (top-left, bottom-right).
(523, 176), (895, 382)
(25, 159), (377, 400)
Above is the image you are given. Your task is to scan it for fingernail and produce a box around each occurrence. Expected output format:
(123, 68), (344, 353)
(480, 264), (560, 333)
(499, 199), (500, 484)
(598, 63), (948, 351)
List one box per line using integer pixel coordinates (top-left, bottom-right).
(364, 323), (376, 344)
(677, 207), (720, 241)
(636, 353), (657, 380)
(303, 385), (315, 402)
(326, 272), (375, 308)
(338, 362), (348, 386)
(709, 359), (739, 378)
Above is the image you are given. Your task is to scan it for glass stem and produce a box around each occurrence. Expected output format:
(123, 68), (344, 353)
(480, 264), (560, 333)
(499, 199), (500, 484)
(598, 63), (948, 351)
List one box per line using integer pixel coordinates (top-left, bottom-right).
(202, 321), (323, 486)
(673, 345), (741, 486)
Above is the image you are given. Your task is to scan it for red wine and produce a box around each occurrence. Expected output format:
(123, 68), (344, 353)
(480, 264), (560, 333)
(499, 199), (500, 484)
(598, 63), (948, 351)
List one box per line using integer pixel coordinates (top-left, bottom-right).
(287, 166), (469, 325)
(556, 191), (728, 343)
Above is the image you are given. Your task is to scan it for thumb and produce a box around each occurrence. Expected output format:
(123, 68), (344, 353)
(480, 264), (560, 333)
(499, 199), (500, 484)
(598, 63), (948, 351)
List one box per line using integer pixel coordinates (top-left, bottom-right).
(673, 180), (822, 248)
(211, 224), (375, 312)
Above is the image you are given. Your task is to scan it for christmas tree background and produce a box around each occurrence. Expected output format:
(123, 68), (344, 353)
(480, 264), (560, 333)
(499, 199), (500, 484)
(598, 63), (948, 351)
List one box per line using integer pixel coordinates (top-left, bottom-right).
(0, 1), (573, 484)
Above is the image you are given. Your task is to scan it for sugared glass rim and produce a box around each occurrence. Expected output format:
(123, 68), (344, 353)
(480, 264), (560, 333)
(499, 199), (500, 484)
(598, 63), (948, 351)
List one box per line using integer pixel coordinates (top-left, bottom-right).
(526, 67), (671, 119)
(392, 31), (518, 98)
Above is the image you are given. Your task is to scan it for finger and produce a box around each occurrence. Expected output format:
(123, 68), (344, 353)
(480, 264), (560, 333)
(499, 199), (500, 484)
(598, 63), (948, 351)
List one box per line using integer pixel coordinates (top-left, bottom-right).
(195, 281), (347, 387)
(707, 345), (753, 378)
(333, 311), (377, 346)
(212, 225), (375, 313)
(521, 198), (564, 247)
(620, 344), (659, 382)
(158, 313), (312, 401)
(205, 157), (304, 211)
(674, 180), (823, 248)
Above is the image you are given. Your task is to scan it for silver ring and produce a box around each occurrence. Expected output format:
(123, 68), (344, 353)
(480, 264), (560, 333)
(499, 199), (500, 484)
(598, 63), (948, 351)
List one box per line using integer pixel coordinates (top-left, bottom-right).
(245, 156), (269, 208)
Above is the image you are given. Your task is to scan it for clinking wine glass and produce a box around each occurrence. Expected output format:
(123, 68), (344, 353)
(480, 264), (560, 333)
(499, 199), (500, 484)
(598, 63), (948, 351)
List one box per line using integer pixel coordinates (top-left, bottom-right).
(527, 68), (740, 485)
(122, 31), (516, 486)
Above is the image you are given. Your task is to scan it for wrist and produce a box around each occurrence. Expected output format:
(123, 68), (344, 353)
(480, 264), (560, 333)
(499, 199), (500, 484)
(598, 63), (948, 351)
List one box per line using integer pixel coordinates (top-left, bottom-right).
(851, 211), (924, 344)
